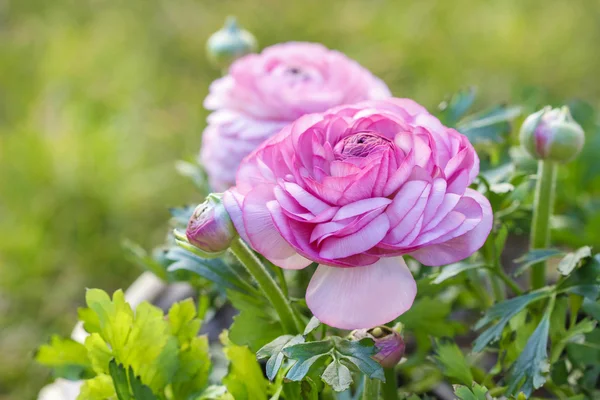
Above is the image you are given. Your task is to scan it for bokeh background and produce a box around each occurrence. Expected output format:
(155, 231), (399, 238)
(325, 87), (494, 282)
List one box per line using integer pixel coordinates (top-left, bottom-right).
(1, 0), (600, 398)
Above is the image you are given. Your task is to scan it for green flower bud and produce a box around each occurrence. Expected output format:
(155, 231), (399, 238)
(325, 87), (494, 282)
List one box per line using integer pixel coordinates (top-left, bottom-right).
(186, 193), (236, 255)
(519, 106), (585, 163)
(350, 325), (405, 368)
(206, 16), (257, 70)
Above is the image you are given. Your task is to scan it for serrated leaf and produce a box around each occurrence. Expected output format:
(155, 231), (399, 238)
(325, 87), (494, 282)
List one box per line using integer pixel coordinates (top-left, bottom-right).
(85, 289), (133, 355)
(506, 313), (551, 396)
(558, 246), (592, 276)
(513, 249), (564, 277)
(432, 262), (484, 284)
(453, 383), (489, 400)
(128, 367), (158, 400)
(321, 359), (352, 392)
(36, 336), (93, 380)
(221, 331), (269, 400)
(257, 334), (305, 381)
(284, 340), (334, 381)
(166, 247), (255, 294)
(77, 374), (116, 400)
(474, 290), (551, 352)
(432, 339), (473, 385)
(229, 307), (284, 352)
(168, 298), (202, 344)
(172, 336), (211, 398)
(333, 337), (385, 381)
(84, 333), (112, 374)
(304, 317), (321, 336)
(109, 360), (132, 400)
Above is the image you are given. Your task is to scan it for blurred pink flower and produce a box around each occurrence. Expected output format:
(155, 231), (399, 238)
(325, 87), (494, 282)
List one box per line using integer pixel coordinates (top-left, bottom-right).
(201, 42), (391, 191)
(224, 98), (493, 329)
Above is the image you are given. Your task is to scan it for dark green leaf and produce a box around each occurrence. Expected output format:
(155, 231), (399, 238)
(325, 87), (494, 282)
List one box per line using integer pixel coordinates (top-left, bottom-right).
(321, 359), (353, 392)
(109, 360), (132, 400)
(257, 334), (305, 381)
(284, 340), (334, 381)
(513, 249), (564, 277)
(506, 314), (551, 396)
(558, 246), (592, 276)
(582, 298), (600, 320)
(437, 88), (476, 126)
(432, 339), (473, 385)
(473, 290), (551, 352)
(333, 337), (385, 381)
(128, 367), (158, 400)
(432, 262), (485, 284)
(166, 247), (255, 294)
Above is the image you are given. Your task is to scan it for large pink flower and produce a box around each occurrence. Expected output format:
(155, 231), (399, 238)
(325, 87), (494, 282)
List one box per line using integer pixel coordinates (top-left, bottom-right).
(201, 42), (391, 191)
(224, 98), (493, 329)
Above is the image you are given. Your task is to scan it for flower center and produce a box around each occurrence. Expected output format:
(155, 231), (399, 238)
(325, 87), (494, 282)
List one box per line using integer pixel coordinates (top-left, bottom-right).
(334, 133), (393, 159)
(271, 64), (324, 85)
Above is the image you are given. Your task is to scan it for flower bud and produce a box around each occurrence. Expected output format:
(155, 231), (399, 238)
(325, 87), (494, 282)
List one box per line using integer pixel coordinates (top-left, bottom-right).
(519, 106), (585, 163)
(186, 193), (236, 254)
(350, 325), (405, 368)
(206, 16), (257, 70)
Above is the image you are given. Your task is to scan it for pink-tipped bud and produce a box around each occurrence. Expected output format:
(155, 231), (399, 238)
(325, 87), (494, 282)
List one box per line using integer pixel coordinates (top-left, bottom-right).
(519, 106), (585, 163)
(186, 193), (236, 254)
(351, 325), (405, 368)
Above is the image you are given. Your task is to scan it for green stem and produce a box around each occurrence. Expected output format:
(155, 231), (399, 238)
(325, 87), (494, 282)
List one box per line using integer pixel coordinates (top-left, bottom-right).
(466, 270), (492, 308)
(382, 368), (398, 400)
(362, 376), (380, 400)
(490, 272), (504, 301)
(229, 239), (302, 334)
(490, 267), (523, 295)
(530, 160), (557, 290)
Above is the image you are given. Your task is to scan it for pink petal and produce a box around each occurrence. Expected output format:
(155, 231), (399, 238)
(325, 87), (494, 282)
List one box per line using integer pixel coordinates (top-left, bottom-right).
(223, 189), (250, 243)
(319, 214), (390, 259)
(410, 188), (493, 266)
(306, 257), (417, 329)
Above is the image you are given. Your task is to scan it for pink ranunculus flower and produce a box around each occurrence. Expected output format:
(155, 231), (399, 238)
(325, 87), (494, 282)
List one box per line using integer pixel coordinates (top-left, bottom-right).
(200, 42), (391, 191)
(223, 98), (493, 329)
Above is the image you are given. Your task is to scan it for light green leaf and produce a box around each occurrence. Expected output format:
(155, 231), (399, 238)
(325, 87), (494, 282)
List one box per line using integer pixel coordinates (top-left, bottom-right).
(172, 336), (211, 399)
(85, 289), (133, 355)
(304, 317), (321, 336)
(432, 262), (485, 284)
(321, 359), (352, 392)
(84, 333), (112, 374)
(453, 383), (490, 400)
(168, 298), (202, 344)
(229, 307), (284, 352)
(36, 336), (93, 380)
(474, 290), (551, 352)
(513, 249), (564, 277)
(432, 339), (473, 385)
(221, 331), (269, 400)
(506, 313), (551, 396)
(558, 246), (592, 276)
(77, 374), (117, 400)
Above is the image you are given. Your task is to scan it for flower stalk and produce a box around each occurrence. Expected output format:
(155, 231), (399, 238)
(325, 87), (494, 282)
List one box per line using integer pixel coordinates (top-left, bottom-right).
(229, 238), (303, 334)
(530, 160), (558, 289)
(362, 376), (380, 400)
(382, 368), (398, 400)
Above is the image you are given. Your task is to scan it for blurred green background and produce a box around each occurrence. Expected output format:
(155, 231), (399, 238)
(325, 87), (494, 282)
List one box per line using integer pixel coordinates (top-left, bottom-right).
(1, 0), (599, 398)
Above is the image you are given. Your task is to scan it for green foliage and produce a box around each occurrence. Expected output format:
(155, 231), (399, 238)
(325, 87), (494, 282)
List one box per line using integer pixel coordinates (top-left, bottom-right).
(38, 289), (211, 400)
(453, 383), (490, 400)
(432, 339), (473, 386)
(557, 246), (592, 276)
(513, 249), (565, 277)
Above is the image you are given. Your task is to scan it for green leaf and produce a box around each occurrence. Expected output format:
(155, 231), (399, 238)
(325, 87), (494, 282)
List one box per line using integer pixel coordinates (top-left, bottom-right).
(36, 336), (93, 380)
(432, 262), (485, 284)
(321, 359), (352, 392)
(582, 298), (600, 320)
(122, 239), (168, 280)
(128, 367), (159, 400)
(172, 336), (211, 399)
(109, 360), (132, 400)
(85, 333), (112, 374)
(85, 289), (134, 355)
(166, 247), (254, 294)
(473, 290), (551, 352)
(77, 374), (117, 400)
(437, 87), (476, 126)
(257, 334), (305, 381)
(168, 298), (202, 344)
(453, 383), (489, 400)
(283, 340), (334, 381)
(506, 313), (551, 397)
(457, 105), (522, 144)
(304, 316), (321, 336)
(558, 246), (592, 276)
(221, 331), (269, 400)
(432, 339), (473, 385)
(229, 307), (284, 352)
(557, 254), (600, 300)
(513, 249), (564, 277)
(566, 342), (600, 367)
(333, 337), (385, 381)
